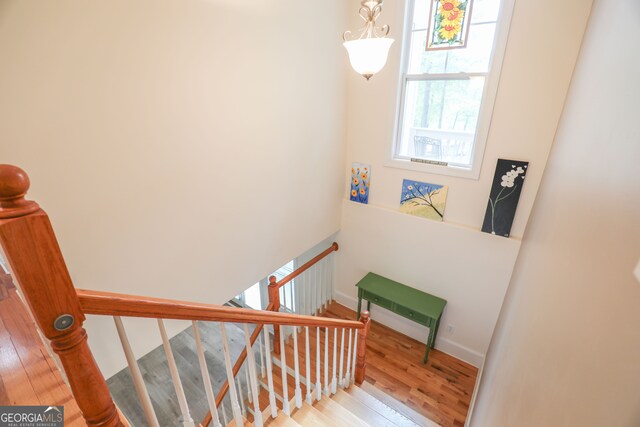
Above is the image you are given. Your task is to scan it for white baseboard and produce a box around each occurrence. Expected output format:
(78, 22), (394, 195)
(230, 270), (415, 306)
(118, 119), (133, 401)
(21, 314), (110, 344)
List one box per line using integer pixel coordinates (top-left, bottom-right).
(334, 290), (485, 367)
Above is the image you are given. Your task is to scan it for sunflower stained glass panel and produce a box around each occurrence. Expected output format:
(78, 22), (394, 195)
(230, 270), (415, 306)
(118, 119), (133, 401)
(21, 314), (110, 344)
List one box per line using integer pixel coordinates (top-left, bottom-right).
(426, 0), (474, 50)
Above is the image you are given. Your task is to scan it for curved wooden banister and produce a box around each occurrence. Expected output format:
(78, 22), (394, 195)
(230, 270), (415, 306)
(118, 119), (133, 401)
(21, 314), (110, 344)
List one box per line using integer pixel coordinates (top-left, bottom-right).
(269, 242), (339, 291)
(77, 289), (365, 330)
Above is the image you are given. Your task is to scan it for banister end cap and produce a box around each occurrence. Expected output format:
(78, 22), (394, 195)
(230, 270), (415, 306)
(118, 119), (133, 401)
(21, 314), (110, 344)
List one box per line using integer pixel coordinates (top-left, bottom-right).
(0, 165), (40, 218)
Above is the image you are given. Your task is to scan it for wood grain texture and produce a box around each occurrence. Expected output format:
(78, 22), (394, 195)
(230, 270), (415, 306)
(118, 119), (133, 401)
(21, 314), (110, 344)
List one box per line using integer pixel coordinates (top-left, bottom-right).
(77, 289), (363, 330)
(270, 242), (338, 291)
(0, 165), (122, 427)
(323, 302), (478, 427)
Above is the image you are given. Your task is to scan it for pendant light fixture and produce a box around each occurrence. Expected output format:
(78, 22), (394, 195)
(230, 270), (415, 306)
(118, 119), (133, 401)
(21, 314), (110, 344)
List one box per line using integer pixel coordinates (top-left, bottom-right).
(343, 0), (394, 80)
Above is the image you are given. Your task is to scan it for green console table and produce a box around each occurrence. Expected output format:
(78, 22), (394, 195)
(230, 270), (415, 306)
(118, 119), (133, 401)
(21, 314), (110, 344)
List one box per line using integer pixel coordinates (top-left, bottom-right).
(355, 272), (447, 363)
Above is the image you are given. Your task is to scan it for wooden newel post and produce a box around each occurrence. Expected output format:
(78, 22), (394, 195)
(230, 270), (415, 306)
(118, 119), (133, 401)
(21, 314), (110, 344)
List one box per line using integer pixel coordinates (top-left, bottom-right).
(354, 310), (371, 385)
(267, 275), (281, 355)
(0, 165), (122, 427)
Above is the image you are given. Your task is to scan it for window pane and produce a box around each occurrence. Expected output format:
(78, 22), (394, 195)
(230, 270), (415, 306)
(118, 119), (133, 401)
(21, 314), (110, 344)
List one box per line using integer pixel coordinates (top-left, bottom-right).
(398, 77), (485, 166)
(408, 23), (497, 74)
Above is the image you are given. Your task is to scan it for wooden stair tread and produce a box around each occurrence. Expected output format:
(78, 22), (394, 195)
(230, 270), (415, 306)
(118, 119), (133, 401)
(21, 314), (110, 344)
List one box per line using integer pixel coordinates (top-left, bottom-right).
(354, 382), (438, 427)
(334, 388), (412, 427)
(263, 410), (301, 426)
(313, 394), (370, 427)
(290, 402), (335, 427)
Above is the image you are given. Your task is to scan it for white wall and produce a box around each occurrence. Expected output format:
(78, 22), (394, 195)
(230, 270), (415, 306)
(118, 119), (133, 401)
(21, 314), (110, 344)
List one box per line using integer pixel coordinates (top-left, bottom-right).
(470, 0), (640, 424)
(336, 0), (592, 365)
(0, 0), (348, 377)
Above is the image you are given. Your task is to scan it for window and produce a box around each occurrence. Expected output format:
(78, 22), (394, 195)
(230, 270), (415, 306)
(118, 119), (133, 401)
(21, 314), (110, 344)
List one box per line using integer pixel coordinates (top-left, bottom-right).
(391, 0), (513, 178)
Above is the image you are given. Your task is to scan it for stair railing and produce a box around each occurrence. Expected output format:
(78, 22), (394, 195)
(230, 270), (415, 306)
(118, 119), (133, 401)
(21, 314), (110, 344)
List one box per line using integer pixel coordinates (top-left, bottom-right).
(267, 241), (339, 354)
(0, 165), (371, 427)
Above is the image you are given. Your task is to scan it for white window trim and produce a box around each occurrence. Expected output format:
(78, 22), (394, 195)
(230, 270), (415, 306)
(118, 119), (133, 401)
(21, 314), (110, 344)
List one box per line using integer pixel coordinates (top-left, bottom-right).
(386, 0), (517, 180)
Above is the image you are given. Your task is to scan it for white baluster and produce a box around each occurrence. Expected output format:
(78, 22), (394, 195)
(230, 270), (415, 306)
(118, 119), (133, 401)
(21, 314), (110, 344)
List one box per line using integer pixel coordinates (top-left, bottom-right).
(279, 325), (291, 416)
(331, 328), (338, 394)
(244, 324), (263, 427)
(315, 327), (322, 401)
(319, 263), (326, 311)
(292, 326), (302, 408)
(157, 319), (195, 427)
(192, 321), (222, 427)
(282, 285), (287, 312)
(323, 327), (329, 395)
(221, 399), (228, 426)
(244, 367), (252, 404)
(236, 376), (246, 415)
(263, 327), (278, 419)
(331, 252), (336, 303)
(339, 328), (345, 389)
(290, 280), (295, 313)
(258, 333), (266, 378)
(345, 329), (353, 388)
(114, 317), (160, 427)
(351, 330), (359, 383)
(220, 323), (244, 426)
(305, 326), (312, 405)
(311, 267), (317, 315)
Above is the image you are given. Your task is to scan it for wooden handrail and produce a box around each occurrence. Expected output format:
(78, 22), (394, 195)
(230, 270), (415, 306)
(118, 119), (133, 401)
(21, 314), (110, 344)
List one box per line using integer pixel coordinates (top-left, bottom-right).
(77, 289), (365, 329)
(270, 242), (339, 290)
(0, 165), (123, 426)
(268, 242), (339, 354)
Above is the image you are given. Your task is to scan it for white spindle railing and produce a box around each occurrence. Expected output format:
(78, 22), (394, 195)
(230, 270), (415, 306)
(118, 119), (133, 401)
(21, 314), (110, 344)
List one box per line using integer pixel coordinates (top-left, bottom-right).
(192, 321), (222, 427)
(263, 327), (278, 419)
(332, 328), (338, 394)
(279, 325), (290, 416)
(114, 317), (160, 427)
(339, 328), (345, 388)
(236, 376), (246, 416)
(244, 367), (252, 405)
(323, 327), (329, 395)
(221, 399), (228, 426)
(220, 323), (244, 426)
(345, 328), (353, 388)
(243, 324), (263, 427)
(258, 333), (266, 378)
(292, 327), (303, 408)
(315, 326), (322, 401)
(305, 326), (312, 405)
(351, 330), (359, 383)
(157, 319), (195, 427)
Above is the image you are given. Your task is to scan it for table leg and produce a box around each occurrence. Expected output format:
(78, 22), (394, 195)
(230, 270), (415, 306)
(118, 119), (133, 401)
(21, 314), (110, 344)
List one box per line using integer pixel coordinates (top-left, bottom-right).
(366, 300), (371, 311)
(424, 318), (435, 364)
(357, 297), (362, 319)
(433, 316), (442, 343)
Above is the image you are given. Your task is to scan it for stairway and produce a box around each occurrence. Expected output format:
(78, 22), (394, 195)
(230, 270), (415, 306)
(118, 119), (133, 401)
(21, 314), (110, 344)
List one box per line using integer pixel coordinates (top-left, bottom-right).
(226, 321), (427, 427)
(241, 380), (421, 427)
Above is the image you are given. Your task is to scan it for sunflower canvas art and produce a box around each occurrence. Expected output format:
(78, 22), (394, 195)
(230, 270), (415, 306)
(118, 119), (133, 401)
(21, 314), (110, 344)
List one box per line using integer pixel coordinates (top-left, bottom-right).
(426, 0), (474, 50)
(400, 179), (448, 221)
(349, 163), (370, 204)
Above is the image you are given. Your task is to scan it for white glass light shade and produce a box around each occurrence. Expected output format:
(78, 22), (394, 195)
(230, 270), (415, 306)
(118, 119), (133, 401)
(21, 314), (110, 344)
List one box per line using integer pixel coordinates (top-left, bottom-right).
(343, 37), (394, 79)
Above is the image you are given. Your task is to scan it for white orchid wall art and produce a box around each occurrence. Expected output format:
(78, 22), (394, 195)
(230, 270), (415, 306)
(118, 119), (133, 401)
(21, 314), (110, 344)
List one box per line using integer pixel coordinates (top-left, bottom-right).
(482, 160), (529, 237)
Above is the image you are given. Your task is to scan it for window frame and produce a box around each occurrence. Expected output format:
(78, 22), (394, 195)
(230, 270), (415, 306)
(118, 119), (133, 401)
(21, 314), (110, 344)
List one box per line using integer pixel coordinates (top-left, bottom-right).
(386, 0), (516, 180)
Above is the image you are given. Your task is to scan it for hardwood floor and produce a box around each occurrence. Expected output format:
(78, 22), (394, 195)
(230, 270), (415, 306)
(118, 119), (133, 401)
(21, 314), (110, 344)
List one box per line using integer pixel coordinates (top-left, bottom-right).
(322, 302), (478, 427)
(0, 271), (85, 426)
